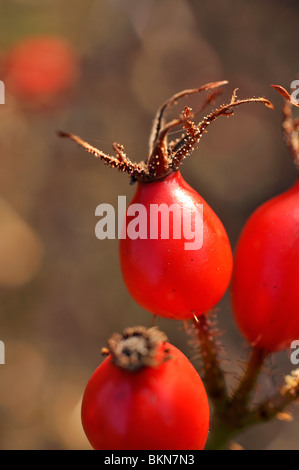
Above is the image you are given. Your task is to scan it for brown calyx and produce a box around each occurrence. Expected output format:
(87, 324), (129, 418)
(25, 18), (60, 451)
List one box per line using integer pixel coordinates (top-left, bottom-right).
(59, 81), (273, 184)
(103, 326), (169, 371)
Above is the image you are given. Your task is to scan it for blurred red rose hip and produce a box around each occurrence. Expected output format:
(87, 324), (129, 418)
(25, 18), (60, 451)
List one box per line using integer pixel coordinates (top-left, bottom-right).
(3, 35), (79, 106)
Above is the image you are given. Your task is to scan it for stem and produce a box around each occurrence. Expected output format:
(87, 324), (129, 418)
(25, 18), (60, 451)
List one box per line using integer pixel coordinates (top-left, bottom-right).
(205, 417), (238, 451)
(231, 347), (268, 411)
(185, 315), (299, 449)
(205, 348), (268, 450)
(245, 369), (299, 427)
(191, 315), (228, 405)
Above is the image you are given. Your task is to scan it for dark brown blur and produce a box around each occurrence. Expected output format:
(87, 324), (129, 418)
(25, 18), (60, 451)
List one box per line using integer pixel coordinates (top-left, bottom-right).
(0, 0), (298, 450)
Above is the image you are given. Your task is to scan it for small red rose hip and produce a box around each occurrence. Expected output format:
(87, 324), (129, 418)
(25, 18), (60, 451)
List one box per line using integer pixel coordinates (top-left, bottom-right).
(3, 35), (79, 106)
(81, 326), (210, 450)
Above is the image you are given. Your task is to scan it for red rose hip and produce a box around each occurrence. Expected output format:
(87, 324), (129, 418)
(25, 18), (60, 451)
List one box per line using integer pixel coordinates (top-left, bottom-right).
(81, 326), (210, 450)
(4, 35), (79, 105)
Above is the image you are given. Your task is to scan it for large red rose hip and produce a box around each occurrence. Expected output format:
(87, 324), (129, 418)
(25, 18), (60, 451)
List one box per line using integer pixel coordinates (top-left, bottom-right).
(119, 170), (233, 320)
(231, 178), (299, 352)
(59, 83), (272, 320)
(231, 93), (299, 353)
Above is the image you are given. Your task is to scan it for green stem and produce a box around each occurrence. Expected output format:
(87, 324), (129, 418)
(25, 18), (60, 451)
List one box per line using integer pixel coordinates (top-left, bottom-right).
(204, 412), (237, 450)
(205, 347), (268, 450)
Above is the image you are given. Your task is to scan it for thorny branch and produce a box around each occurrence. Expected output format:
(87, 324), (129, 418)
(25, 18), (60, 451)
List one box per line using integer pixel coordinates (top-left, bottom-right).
(186, 314), (228, 406)
(185, 316), (299, 450)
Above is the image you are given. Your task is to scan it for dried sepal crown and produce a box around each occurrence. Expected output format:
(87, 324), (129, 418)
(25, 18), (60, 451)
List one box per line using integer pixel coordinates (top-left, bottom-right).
(281, 368), (299, 397)
(59, 81), (273, 183)
(271, 84), (299, 109)
(106, 326), (169, 371)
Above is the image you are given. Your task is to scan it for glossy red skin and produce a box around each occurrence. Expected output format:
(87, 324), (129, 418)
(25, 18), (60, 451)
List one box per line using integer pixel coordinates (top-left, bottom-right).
(81, 342), (209, 450)
(119, 171), (233, 319)
(4, 36), (79, 102)
(231, 179), (299, 352)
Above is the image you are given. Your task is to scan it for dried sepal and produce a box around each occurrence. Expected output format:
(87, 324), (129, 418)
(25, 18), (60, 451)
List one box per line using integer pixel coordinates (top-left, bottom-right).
(147, 117), (184, 178)
(282, 102), (299, 167)
(59, 85), (273, 183)
(244, 368), (299, 427)
(193, 88), (225, 118)
(107, 326), (169, 371)
(101, 347), (110, 356)
(148, 80), (228, 156)
(167, 90), (223, 152)
(270, 84), (299, 166)
(276, 411), (293, 422)
(271, 84), (299, 108)
(112, 142), (127, 163)
(281, 368), (299, 397)
(182, 106), (199, 139)
(170, 91), (273, 171)
(58, 130), (150, 182)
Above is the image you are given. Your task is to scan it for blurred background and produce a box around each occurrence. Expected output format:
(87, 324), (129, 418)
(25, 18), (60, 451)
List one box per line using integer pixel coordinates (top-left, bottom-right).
(0, 0), (298, 450)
